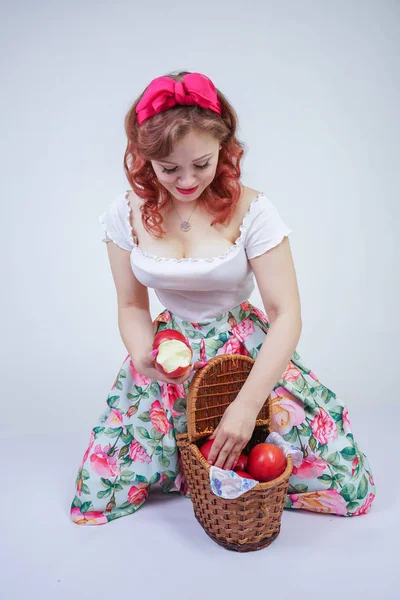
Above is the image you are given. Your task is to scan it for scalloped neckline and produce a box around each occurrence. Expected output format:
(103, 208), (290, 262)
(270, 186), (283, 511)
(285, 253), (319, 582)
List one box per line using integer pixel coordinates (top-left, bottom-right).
(125, 191), (265, 263)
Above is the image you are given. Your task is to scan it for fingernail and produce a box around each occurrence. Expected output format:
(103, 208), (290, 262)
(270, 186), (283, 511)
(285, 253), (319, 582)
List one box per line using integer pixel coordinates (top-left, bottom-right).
(151, 349), (159, 356)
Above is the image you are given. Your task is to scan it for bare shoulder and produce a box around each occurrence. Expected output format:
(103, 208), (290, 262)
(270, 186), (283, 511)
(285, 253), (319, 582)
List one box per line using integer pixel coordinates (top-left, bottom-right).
(106, 189), (149, 308)
(126, 189), (142, 213)
(242, 185), (263, 204)
(237, 185), (263, 218)
(125, 189), (143, 235)
(126, 188), (142, 205)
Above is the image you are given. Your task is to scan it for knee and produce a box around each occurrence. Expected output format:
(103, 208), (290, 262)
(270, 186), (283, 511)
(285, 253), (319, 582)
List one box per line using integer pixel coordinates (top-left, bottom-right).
(70, 500), (109, 525)
(340, 462), (376, 516)
(345, 490), (376, 516)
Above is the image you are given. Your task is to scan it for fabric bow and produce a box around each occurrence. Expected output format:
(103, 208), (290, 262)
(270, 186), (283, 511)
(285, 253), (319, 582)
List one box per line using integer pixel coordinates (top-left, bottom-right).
(136, 72), (222, 125)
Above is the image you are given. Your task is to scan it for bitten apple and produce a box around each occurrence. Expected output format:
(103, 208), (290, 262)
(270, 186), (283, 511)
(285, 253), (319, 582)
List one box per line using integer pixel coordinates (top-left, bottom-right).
(152, 330), (193, 378)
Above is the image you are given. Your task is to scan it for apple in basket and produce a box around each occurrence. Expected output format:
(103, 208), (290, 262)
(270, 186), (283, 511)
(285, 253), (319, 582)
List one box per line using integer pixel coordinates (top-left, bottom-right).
(247, 443), (287, 482)
(234, 453), (248, 472)
(234, 471), (255, 480)
(152, 330), (193, 378)
(199, 442), (254, 478)
(199, 439), (214, 461)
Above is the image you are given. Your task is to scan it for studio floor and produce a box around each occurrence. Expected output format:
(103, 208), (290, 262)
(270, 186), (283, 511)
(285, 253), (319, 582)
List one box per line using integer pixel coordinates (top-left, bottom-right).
(1, 403), (397, 600)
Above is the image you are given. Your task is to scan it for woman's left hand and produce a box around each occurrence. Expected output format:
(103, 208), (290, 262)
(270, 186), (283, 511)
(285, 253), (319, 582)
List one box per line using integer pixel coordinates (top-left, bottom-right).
(207, 399), (257, 470)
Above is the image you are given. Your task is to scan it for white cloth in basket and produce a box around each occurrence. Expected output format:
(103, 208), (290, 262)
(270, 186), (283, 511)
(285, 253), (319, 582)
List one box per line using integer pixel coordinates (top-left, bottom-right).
(209, 432), (303, 499)
(210, 467), (258, 499)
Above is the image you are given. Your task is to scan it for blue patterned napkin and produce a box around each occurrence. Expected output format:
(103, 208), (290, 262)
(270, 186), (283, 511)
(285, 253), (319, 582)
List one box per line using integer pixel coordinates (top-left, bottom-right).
(209, 466), (258, 499)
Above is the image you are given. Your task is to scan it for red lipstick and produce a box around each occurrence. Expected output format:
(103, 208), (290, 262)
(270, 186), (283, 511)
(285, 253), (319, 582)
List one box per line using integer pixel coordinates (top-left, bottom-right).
(176, 185), (199, 195)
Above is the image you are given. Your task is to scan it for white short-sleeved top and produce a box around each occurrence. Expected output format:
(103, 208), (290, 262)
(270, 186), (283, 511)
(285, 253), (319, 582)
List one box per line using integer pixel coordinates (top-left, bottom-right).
(99, 190), (292, 322)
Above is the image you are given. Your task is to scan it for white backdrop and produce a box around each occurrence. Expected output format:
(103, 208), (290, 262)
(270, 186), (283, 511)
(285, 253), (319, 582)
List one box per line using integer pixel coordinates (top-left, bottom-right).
(1, 0), (398, 439)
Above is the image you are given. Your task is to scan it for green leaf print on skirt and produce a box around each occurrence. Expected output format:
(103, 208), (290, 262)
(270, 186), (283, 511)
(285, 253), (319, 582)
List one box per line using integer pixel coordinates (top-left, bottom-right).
(70, 301), (376, 525)
(240, 302), (376, 516)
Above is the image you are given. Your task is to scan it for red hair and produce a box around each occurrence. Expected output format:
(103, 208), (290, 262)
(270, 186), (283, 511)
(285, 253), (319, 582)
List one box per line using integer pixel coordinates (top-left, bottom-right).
(123, 71), (246, 239)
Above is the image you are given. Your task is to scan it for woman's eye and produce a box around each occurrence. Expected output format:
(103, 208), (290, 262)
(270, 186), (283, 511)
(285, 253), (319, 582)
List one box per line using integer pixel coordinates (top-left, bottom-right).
(195, 161), (210, 170)
(161, 161), (211, 174)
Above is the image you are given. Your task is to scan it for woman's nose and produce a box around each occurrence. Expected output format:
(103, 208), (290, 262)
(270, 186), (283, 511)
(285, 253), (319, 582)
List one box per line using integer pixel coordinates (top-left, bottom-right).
(177, 172), (197, 187)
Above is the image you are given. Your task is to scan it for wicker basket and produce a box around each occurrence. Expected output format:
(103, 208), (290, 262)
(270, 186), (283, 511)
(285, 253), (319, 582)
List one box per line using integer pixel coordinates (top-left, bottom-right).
(176, 354), (292, 552)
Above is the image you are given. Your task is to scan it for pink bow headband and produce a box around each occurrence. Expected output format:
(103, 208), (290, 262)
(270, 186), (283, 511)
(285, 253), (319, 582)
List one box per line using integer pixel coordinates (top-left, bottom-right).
(135, 72), (222, 125)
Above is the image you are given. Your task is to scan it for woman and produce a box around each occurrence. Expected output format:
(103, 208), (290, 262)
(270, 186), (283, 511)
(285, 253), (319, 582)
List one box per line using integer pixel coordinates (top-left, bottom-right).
(70, 71), (376, 525)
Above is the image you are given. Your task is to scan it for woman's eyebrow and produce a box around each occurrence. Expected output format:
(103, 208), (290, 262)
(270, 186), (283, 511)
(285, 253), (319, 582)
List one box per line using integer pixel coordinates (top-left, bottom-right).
(159, 152), (214, 165)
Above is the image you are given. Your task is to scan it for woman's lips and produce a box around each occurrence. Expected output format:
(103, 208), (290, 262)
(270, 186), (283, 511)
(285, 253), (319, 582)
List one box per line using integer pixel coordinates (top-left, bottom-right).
(176, 185), (199, 195)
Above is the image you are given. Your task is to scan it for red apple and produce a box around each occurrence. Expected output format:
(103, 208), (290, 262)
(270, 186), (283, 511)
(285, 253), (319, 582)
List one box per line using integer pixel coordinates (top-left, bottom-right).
(234, 454), (248, 472)
(247, 443), (287, 482)
(199, 439), (214, 461)
(152, 330), (193, 378)
(234, 470), (255, 480)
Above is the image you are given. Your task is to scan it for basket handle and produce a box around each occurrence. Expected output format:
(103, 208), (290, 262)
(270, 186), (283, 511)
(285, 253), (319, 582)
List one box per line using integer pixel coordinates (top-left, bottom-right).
(186, 354), (271, 443)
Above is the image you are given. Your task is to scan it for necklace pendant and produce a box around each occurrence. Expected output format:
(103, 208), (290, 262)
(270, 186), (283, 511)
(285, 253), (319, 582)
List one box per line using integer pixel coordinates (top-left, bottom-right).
(180, 221), (191, 232)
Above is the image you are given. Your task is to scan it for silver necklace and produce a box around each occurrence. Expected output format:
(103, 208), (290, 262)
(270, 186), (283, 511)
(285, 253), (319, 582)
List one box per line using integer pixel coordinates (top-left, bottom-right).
(171, 200), (198, 232)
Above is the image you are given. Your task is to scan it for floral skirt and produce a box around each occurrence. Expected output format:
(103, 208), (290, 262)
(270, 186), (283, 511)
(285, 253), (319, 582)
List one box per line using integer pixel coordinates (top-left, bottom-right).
(70, 301), (376, 525)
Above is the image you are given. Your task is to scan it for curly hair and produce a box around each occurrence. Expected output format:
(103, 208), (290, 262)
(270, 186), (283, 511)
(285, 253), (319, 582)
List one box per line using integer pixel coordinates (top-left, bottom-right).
(123, 71), (247, 239)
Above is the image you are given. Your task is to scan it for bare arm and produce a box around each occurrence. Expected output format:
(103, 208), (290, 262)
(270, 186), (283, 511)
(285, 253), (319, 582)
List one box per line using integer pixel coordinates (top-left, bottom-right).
(235, 236), (302, 413)
(105, 239), (155, 365)
(118, 305), (156, 368)
(208, 235), (302, 469)
(102, 196), (204, 383)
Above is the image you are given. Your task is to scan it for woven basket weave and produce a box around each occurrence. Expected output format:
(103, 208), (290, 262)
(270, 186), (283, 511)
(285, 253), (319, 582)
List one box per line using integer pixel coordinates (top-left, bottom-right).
(176, 354), (292, 552)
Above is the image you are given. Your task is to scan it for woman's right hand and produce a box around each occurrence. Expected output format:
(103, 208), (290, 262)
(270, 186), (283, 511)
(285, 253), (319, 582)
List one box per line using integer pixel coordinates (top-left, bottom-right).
(137, 349), (207, 385)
